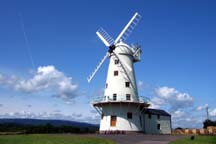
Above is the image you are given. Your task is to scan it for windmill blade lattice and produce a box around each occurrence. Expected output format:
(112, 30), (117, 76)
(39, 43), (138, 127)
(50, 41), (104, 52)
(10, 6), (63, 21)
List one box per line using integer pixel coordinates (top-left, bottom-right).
(87, 52), (109, 83)
(96, 28), (114, 47)
(114, 12), (141, 44)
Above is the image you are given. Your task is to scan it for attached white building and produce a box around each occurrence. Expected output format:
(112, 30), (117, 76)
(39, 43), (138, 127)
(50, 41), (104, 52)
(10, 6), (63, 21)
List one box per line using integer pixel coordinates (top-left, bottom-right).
(142, 108), (172, 134)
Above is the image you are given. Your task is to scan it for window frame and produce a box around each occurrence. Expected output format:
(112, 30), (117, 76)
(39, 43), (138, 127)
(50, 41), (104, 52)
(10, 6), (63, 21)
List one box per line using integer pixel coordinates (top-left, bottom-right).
(126, 94), (131, 100)
(157, 124), (160, 130)
(113, 93), (117, 101)
(127, 112), (133, 119)
(148, 113), (151, 119)
(125, 82), (130, 87)
(114, 59), (119, 64)
(114, 71), (118, 76)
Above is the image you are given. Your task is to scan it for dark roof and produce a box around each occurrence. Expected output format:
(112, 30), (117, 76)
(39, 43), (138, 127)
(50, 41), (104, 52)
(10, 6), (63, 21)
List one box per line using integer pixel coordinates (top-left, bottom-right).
(144, 108), (171, 117)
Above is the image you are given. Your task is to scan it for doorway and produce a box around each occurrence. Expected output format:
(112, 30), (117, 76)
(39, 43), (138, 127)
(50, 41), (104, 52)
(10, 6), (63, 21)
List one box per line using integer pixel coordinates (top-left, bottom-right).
(110, 115), (117, 127)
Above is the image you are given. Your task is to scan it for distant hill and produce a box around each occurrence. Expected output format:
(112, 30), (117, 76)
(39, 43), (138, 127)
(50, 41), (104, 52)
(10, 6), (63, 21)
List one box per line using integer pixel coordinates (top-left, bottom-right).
(0, 118), (99, 134)
(0, 118), (98, 128)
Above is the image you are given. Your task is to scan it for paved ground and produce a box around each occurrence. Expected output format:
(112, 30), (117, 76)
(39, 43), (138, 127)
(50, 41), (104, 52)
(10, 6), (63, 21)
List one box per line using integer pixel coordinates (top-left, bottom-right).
(95, 134), (185, 144)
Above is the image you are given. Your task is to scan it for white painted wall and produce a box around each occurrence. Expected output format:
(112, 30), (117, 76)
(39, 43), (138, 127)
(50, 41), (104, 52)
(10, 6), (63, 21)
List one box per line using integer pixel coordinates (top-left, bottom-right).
(100, 104), (142, 131)
(104, 42), (139, 102)
(143, 114), (171, 134)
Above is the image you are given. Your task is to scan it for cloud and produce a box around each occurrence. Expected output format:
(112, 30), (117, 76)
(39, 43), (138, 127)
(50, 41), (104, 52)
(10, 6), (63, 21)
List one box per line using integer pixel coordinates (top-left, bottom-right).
(0, 65), (80, 101)
(26, 105), (32, 108)
(196, 104), (208, 111)
(170, 109), (207, 128)
(90, 109), (98, 114)
(209, 108), (216, 117)
(147, 86), (202, 128)
(151, 86), (193, 111)
(137, 80), (144, 90)
(0, 104), (3, 107)
(0, 73), (19, 86)
(172, 110), (185, 119)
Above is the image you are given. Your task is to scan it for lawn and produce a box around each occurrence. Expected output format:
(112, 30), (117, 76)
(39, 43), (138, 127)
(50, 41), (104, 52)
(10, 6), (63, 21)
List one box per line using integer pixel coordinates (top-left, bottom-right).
(169, 135), (216, 144)
(0, 134), (116, 144)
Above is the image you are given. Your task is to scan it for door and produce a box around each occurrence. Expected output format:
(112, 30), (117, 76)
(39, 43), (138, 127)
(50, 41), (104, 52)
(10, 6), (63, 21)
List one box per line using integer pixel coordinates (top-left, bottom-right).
(110, 115), (117, 127)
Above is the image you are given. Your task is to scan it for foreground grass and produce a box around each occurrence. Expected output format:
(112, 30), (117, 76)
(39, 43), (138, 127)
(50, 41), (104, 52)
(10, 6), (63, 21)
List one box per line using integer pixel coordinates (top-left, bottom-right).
(0, 134), (116, 144)
(170, 135), (216, 144)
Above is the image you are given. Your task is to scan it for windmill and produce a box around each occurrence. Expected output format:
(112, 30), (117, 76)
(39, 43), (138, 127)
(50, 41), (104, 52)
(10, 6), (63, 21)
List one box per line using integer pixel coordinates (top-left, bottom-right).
(87, 12), (150, 133)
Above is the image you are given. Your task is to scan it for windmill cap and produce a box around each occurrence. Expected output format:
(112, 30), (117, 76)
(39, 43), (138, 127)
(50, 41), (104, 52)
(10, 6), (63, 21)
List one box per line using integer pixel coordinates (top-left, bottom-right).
(114, 42), (133, 55)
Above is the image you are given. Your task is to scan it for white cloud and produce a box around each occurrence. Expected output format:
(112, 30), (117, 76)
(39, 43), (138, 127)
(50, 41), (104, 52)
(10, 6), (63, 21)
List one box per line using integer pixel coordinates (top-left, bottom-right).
(149, 97), (165, 109)
(147, 86), (201, 128)
(0, 73), (19, 86)
(151, 86), (193, 111)
(170, 109), (206, 128)
(0, 104), (3, 107)
(0, 65), (80, 101)
(196, 104), (208, 111)
(138, 80), (144, 90)
(209, 108), (216, 117)
(172, 110), (185, 119)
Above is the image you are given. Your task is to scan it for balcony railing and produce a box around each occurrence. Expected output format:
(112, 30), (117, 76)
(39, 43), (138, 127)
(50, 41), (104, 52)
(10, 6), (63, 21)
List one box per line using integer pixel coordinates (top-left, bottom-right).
(91, 95), (150, 103)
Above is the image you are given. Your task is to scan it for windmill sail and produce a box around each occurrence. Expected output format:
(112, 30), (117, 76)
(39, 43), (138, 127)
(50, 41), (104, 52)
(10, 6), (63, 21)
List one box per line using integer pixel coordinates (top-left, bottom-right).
(87, 52), (109, 83)
(114, 12), (141, 43)
(96, 28), (114, 47)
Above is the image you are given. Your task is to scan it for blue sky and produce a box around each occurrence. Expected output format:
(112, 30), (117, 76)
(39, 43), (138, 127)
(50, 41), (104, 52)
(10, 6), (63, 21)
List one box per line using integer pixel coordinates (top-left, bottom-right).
(0, 0), (216, 128)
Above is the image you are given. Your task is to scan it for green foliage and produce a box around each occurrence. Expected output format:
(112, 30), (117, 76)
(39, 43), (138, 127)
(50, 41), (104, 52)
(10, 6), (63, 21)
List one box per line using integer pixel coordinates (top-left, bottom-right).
(203, 119), (216, 128)
(169, 136), (216, 144)
(0, 134), (116, 144)
(0, 123), (96, 134)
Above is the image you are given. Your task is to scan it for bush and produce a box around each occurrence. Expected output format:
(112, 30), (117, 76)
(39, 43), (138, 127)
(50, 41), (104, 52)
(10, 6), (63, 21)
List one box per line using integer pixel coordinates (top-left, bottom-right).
(203, 119), (216, 128)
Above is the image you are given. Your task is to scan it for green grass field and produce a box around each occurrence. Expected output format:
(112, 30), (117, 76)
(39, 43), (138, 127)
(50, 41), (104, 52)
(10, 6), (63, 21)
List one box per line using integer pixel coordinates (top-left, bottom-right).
(170, 136), (216, 144)
(0, 134), (116, 144)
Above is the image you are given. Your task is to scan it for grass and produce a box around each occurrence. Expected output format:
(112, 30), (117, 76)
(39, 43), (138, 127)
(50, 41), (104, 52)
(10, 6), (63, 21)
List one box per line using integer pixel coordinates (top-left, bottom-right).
(0, 134), (116, 144)
(169, 135), (216, 144)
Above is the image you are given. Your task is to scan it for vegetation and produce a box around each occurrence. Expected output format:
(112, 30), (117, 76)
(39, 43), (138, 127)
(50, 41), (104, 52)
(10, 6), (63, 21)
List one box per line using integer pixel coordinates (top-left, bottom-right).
(0, 134), (115, 144)
(203, 119), (216, 128)
(169, 136), (216, 144)
(0, 123), (97, 134)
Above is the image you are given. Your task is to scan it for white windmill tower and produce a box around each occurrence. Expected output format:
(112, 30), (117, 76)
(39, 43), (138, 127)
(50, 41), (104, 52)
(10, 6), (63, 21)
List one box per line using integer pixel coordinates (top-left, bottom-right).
(87, 12), (150, 133)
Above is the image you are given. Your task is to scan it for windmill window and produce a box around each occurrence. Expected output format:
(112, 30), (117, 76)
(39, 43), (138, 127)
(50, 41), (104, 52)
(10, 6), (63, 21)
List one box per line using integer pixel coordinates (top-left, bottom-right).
(114, 59), (119, 64)
(113, 94), (117, 101)
(157, 114), (160, 120)
(127, 112), (132, 119)
(114, 71), (118, 76)
(105, 83), (108, 88)
(126, 94), (131, 100)
(148, 114), (151, 119)
(157, 124), (160, 130)
(125, 82), (130, 87)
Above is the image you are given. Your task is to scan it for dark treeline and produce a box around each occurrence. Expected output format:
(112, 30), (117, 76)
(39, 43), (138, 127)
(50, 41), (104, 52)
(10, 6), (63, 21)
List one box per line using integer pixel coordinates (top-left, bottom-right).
(0, 123), (98, 134)
(203, 119), (216, 128)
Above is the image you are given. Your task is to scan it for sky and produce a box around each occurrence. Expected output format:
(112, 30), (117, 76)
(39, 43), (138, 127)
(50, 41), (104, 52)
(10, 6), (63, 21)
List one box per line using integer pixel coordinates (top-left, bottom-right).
(0, 0), (216, 128)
